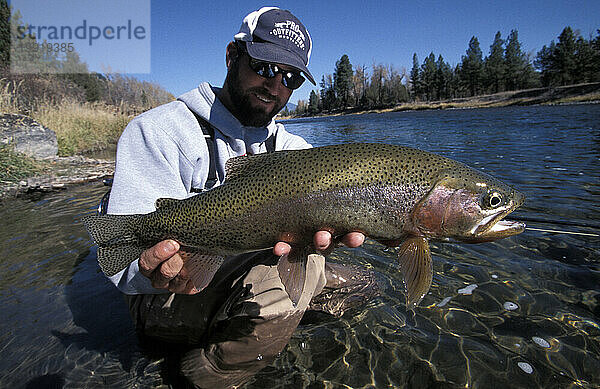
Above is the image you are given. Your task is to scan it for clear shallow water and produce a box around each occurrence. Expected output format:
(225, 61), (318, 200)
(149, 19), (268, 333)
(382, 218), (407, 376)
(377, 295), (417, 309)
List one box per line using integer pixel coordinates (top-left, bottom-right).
(1, 104), (599, 388)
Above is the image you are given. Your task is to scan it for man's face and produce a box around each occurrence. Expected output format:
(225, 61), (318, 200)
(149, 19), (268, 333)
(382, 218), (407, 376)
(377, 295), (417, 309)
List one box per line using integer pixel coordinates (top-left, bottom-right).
(224, 48), (293, 127)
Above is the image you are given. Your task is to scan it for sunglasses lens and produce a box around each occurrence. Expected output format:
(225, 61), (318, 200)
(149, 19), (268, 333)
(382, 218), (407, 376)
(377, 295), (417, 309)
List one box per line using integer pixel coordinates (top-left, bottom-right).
(282, 72), (305, 89)
(249, 59), (304, 90)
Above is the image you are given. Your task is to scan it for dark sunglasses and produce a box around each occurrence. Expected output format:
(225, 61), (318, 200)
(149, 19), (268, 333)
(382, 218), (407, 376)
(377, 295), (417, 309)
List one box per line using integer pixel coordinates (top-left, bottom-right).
(246, 56), (305, 90)
(247, 58), (305, 90)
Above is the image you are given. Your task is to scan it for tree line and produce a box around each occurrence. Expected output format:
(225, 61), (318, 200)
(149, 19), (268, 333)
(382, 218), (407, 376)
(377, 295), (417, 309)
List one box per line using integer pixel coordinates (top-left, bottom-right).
(290, 26), (600, 115)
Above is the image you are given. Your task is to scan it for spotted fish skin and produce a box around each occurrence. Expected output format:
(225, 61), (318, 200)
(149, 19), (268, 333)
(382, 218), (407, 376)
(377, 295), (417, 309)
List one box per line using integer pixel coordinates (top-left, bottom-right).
(83, 143), (525, 307)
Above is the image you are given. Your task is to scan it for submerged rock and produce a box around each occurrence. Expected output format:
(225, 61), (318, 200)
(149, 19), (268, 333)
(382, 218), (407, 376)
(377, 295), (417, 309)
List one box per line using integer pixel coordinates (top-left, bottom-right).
(0, 113), (58, 159)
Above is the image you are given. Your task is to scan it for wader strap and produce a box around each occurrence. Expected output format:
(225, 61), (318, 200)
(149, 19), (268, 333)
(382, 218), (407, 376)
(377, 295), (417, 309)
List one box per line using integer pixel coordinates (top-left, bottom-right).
(264, 131), (276, 153)
(190, 112), (276, 193)
(192, 113), (218, 192)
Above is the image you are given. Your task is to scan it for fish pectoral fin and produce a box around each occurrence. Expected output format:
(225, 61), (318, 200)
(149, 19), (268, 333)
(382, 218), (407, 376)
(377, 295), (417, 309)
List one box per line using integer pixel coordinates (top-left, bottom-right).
(179, 249), (225, 292)
(397, 236), (433, 310)
(277, 248), (308, 307)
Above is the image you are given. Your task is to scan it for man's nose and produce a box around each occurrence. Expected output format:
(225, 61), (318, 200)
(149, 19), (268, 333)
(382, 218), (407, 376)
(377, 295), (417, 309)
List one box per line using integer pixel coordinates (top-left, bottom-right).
(263, 73), (283, 94)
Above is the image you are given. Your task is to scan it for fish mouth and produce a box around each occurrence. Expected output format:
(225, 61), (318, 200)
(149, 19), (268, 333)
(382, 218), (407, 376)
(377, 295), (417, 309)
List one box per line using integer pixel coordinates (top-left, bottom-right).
(468, 191), (526, 242)
(481, 217), (525, 238)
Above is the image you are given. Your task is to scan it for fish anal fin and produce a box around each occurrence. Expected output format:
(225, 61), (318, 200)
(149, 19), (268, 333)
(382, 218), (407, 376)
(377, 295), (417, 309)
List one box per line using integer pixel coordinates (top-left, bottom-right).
(179, 249), (224, 292)
(397, 236), (433, 310)
(277, 248), (307, 307)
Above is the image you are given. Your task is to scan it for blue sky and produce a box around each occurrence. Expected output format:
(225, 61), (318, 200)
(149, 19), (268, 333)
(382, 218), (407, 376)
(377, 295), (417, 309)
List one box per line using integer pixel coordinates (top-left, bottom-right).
(12, 1), (600, 103)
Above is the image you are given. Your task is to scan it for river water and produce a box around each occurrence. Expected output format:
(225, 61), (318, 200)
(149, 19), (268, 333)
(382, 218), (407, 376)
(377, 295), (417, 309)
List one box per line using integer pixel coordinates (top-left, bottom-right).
(0, 104), (598, 388)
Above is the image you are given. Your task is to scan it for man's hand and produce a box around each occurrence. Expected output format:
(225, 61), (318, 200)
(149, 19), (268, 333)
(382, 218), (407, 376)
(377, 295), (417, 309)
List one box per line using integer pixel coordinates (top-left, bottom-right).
(273, 231), (365, 257)
(138, 240), (198, 294)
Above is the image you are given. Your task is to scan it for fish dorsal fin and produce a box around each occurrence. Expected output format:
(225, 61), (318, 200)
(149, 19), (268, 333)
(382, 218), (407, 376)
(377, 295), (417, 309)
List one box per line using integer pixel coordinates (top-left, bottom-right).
(225, 153), (274, 181)
(155, 197), (180, 209)
(397, 236), (433, 309)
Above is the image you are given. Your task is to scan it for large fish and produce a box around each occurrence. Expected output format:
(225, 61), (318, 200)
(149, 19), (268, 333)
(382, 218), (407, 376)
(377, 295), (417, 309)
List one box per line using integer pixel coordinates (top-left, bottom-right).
(83, 143), (525, 308)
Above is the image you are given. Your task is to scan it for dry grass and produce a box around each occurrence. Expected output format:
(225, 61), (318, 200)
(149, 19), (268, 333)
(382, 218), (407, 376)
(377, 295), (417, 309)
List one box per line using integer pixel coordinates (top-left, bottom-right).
(0, 78), (24, 114)
(0, 77), (132, 156)
(542, 93), (600, 105)
(31, 101), (131, 156)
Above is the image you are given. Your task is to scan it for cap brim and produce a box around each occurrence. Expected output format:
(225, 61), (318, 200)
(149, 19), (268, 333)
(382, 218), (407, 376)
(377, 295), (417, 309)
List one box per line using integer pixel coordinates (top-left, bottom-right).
(245, 41), (316, 85)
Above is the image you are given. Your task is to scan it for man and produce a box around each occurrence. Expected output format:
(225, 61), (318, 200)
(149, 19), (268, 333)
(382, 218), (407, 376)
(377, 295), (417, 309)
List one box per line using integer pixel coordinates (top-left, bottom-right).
(105, 7), (377, 388)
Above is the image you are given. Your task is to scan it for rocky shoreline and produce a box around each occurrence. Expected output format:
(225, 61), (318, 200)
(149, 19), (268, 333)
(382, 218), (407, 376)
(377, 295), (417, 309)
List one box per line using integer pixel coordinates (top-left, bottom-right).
(0, 155), (114, 199)
(1, 113), (115, 200)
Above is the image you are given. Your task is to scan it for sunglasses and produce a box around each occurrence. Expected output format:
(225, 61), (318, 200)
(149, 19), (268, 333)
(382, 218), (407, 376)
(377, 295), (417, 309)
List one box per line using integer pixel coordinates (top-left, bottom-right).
(247, 57), (305, 90)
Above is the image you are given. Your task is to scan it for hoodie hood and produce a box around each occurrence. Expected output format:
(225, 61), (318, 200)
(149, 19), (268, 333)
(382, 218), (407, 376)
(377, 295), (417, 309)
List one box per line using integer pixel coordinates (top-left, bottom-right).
(178, 82), (278, 156)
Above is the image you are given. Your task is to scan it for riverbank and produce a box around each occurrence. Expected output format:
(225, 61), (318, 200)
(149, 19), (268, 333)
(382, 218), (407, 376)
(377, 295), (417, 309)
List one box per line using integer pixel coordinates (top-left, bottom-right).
(0, 155), (114, 200)
(283, 82), (600, 119)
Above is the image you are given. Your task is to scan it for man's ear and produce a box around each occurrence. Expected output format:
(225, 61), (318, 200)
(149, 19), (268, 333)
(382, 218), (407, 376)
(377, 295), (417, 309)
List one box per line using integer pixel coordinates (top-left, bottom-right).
(225, 41), (238, 69)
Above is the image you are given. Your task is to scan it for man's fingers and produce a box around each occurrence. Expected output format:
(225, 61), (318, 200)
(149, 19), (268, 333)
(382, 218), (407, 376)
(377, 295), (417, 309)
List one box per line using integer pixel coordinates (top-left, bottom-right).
(137, 239), (201, 294)
(139, 240), (180, 277)
(341, 232), (365, 248)
(150, 254), (184, 289)
(273, 241), (291, 256)
(167, 270), (190, 293)
(314, 230), (365, 255)
(314, 230), (333, 252)
(277, 231), (366, 257)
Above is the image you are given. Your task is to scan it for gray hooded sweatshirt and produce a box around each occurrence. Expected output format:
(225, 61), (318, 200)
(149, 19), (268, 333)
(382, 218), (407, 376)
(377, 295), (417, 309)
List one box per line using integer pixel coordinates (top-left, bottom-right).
(106, 82), (311, 294)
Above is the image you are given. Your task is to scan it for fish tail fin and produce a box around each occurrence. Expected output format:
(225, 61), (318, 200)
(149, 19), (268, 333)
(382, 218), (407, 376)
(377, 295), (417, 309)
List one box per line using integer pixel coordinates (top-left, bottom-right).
(82, 214), (145, 277)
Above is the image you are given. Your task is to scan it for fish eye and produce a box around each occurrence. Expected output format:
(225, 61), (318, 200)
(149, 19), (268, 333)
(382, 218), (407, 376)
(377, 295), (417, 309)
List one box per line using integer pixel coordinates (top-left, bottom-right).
(486, 192), (503, 208)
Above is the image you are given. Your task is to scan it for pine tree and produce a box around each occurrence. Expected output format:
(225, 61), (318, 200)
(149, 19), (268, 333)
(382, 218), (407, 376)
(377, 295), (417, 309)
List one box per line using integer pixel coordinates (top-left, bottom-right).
(435, 55), (452, 100)
(333, 54), (353, 108)
(554, 26), (577, 85)
(484, 31), (505, 93)
(319, 74), (336, 111)
(410, 53), (421, 101)
(460, 36), (484, 96)
(534, 41), (558, 86)
(420, 52), (436, 100)
(308, 90), (320, 114)
(504, 30), (530, 90)
(592, 30), (600, 81)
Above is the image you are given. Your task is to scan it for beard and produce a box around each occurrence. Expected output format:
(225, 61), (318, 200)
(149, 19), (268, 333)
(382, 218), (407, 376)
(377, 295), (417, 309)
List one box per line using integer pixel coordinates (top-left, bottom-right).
(225, 59), (287, 127)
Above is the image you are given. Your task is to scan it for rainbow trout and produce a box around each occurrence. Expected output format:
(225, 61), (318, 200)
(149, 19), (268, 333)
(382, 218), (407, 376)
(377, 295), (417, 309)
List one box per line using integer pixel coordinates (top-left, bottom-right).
(83, 143), (525, 308)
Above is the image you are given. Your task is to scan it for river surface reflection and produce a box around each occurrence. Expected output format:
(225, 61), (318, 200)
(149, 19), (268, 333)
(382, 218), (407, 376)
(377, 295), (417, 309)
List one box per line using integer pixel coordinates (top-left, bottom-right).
(0, 104), (598, 388)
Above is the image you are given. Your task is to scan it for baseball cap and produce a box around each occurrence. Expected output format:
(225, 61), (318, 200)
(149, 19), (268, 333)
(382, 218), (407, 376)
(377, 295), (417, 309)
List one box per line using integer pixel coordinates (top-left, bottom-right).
(234, 7), (316, 85)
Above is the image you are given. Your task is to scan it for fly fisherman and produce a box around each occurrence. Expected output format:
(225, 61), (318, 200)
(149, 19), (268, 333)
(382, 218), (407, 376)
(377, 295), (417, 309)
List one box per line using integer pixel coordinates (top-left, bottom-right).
(104, 7), (378, 388)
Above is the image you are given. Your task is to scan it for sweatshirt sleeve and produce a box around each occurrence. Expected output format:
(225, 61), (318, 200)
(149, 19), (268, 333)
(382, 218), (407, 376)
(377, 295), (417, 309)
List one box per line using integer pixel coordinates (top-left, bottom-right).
(106, 112), (196, 294)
